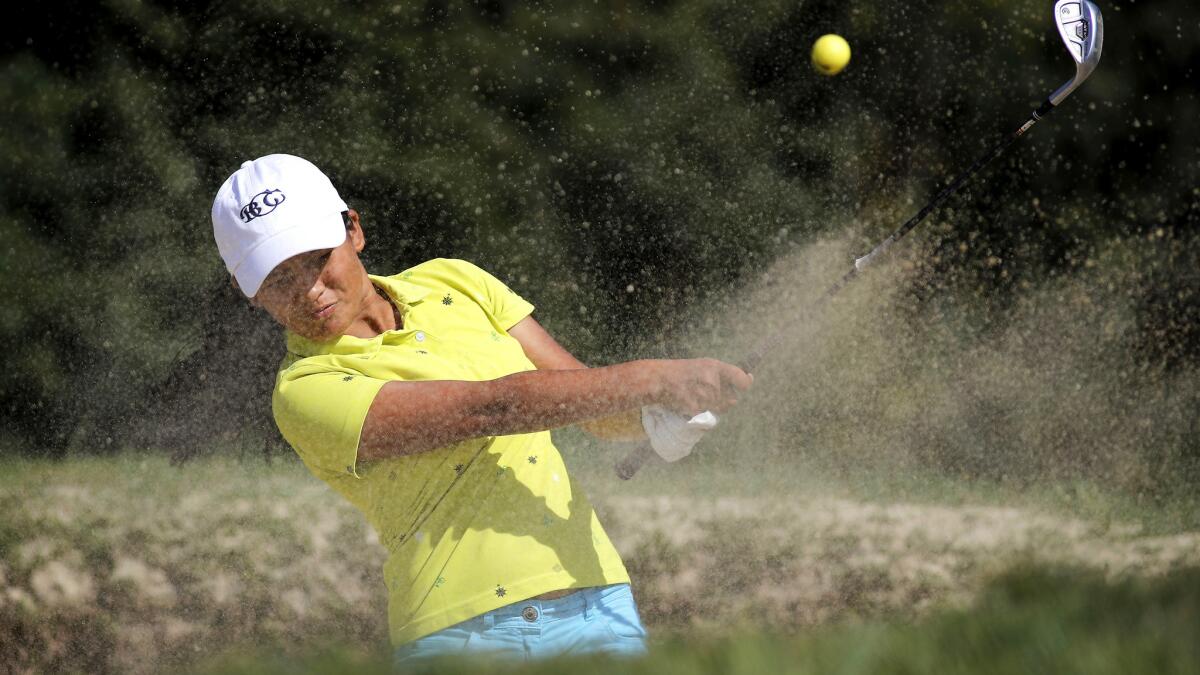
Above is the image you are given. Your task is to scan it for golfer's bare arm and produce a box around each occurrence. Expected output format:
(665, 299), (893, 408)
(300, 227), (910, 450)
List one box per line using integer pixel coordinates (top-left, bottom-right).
(357, 318), (750, 461)
(506, 316), (646, 442)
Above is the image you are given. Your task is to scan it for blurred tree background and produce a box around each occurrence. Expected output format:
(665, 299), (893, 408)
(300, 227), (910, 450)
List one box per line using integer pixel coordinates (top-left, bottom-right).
(0, 1), (1196, 474)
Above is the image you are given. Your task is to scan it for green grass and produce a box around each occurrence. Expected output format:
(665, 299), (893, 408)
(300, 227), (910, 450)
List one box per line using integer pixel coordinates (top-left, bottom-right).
(191, 566), (1200, 675)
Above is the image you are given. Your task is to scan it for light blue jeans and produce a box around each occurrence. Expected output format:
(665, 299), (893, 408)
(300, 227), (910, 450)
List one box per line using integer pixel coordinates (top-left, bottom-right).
(393, 583), (648, 667)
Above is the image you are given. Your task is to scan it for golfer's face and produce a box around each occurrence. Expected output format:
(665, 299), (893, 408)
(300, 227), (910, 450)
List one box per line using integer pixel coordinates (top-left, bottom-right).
(254, 234), (364, 340)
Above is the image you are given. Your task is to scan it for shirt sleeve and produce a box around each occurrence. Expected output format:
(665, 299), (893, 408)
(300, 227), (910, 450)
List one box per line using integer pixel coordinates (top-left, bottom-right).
(271, 364), (387, 480)
(444, 259), (535, 330)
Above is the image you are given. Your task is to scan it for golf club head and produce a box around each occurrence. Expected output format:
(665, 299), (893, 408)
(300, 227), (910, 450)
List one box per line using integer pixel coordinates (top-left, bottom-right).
(1049, 0), (1104, 106)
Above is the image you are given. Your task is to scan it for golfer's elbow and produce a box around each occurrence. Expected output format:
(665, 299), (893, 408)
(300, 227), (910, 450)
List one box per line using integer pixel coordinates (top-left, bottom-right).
(458, 396), (520, 436)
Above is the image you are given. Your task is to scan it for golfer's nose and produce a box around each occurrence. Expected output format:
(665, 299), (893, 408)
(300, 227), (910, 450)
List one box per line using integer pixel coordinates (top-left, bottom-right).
(306, 274), (326, 301)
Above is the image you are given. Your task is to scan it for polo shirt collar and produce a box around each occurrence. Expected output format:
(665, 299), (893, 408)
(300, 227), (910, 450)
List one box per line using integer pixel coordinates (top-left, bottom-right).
(370, 273), (432, 307)
(285, 273), (433, 357)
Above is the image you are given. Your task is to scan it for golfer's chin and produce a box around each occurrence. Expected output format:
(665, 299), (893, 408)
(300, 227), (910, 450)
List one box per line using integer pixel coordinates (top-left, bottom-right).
(286, 314), (346, 343)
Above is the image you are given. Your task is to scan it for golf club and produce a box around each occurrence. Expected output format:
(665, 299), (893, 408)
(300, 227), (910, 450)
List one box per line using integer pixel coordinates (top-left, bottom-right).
(616, 0), (1104, 480)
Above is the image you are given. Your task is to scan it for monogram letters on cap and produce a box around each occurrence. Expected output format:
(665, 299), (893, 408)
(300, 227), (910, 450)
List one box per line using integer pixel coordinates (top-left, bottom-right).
(239, 189), (286, 222)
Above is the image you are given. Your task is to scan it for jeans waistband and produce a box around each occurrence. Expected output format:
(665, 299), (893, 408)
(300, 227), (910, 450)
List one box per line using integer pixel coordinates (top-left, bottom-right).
(482, 583), (627, 625)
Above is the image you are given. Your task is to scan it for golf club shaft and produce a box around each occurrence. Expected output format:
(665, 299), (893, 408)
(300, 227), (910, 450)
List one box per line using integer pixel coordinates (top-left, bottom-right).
(615, 100), (1058, 480)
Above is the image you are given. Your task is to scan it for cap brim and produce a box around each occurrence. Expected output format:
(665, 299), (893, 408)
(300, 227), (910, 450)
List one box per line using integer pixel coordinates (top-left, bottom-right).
(234, 212), (347, 298)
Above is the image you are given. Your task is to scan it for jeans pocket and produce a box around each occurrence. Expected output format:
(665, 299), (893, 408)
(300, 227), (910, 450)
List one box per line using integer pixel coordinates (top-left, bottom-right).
(597, 586), (649, 641)
(602, 614), (648, 641)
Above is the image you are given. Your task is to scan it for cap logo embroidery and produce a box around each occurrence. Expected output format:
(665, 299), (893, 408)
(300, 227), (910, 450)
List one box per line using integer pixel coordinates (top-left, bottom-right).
(239, 189), (286, 222)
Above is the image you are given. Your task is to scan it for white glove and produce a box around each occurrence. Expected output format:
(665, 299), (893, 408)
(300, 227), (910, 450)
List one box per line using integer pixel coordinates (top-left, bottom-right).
(641, 405), (720, 462)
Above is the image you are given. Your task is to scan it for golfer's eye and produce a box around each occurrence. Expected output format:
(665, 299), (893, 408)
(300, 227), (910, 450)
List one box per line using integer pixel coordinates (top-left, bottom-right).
(266, 267), (302, 290)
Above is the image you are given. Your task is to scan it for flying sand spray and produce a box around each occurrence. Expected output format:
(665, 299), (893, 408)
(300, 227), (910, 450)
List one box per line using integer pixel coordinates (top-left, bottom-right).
(617, 0), (1105, 480)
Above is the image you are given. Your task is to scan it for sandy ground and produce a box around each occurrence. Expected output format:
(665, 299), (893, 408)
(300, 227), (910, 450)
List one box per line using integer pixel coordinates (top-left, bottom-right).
(5, 466), (1200, 672)
(597, 495), (1200, 633)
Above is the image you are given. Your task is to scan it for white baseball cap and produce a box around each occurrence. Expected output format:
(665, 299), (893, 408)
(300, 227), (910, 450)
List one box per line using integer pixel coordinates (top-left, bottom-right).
(211, 154), (349, 297)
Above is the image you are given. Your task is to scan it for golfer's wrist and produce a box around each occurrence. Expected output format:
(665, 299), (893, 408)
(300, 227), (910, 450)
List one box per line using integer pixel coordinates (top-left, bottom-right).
(634, 359), (671, 408)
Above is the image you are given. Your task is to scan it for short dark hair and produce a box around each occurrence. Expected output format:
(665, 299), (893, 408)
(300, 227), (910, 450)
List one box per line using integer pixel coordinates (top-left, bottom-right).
(341, 210), (352, 229)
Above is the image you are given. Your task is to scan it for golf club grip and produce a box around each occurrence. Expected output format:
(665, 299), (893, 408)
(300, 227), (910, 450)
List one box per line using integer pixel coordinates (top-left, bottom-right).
(615, 442), (656, 480)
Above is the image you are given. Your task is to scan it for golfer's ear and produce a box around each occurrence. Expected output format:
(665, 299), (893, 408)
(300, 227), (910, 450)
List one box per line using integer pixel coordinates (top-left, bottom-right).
(346, 209), (366, 253)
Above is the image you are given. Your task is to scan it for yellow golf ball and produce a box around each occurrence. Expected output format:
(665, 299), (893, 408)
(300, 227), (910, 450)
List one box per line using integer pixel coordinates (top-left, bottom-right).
(812, 34), (851, 76)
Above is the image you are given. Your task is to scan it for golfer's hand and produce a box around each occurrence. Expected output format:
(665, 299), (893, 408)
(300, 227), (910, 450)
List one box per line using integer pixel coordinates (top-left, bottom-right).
(653, 358), (752, 417)
(641, 405), (720, 462)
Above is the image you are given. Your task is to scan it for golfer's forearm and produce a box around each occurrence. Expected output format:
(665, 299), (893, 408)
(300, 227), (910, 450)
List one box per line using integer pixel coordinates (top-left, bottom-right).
(477, 363), (660, 432)
(502, 315), (647, 441)
(358, 361), (661, 459)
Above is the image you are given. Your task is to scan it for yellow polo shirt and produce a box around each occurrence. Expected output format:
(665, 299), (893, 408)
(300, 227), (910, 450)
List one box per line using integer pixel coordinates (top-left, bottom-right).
(271, 258), (630, 645)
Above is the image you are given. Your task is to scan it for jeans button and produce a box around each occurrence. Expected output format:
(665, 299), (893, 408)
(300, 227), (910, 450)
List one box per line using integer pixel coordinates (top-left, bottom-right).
(521, 606), (538, 622)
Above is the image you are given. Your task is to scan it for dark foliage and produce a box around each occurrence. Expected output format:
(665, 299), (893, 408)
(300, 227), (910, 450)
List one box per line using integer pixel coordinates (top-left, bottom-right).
(1, 0), (1196, 461)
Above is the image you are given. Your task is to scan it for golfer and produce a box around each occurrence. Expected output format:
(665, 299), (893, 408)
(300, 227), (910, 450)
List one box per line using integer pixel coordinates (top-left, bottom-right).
(210, 154), (751, 664)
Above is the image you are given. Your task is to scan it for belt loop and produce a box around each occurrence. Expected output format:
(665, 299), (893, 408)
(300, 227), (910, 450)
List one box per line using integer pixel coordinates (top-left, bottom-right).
(483, 610), (496, 629)
(583, 588), (593, 620)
